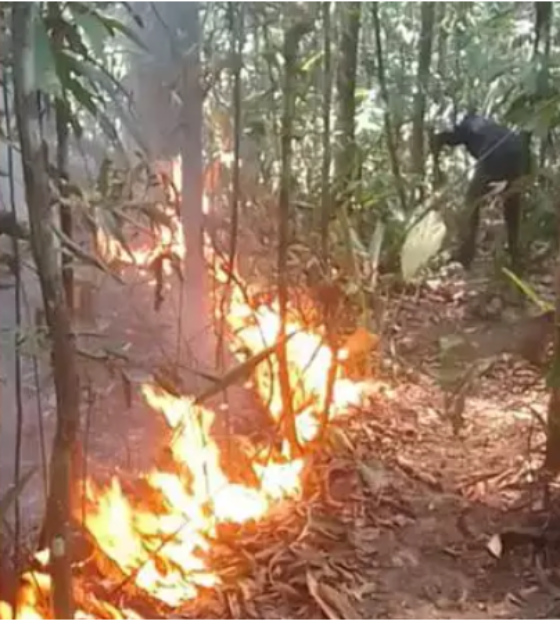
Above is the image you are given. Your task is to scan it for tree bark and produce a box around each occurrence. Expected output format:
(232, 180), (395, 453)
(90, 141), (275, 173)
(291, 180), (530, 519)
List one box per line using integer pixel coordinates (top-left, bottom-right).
(371, 2), (407, 213)
(277, 11), (311, 455)
(175, 3), (215, 380)
(411, 2), (435, 181)
(533, 2), (553, 168)
(545, 195), (560, 472)
(320, 1), (332, 258)
(334, 2), (361, 207)
(12, 5), (79, 617)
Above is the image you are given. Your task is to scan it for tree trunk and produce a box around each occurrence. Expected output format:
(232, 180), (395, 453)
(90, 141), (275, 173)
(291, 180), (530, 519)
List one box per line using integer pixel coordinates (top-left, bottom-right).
(217, 2), (243, 373)
(176, 3), (215, 381)
(371, 2), (407, 213)
(545, 196), (560, 472)
(56, 102), (72, 311)
(320, 1), (332, 258)
(49, 3), (73, 314)
(334, 2), (361, 207)
(533, 2), (553, 168)
(436, 3), (447, 84)
(12, 6), (79, 617)
(411, 2), (435, 181)
(277, 10), (311, 455)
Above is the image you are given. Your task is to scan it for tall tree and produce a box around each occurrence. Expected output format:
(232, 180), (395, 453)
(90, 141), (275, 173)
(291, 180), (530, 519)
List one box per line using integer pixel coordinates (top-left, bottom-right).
(12, 5), (80, 616)
(128, 3), (213, 380)
(177, 3), (212, 372)
(372, 2), (407, 213)
(320, 1), (332, 258)
(48, 3), (73, 313)
(411, 2), (435, 182)
(277, 8), (312, 455)
(533, 2), (553, 168)
(334, 2), (361, 207)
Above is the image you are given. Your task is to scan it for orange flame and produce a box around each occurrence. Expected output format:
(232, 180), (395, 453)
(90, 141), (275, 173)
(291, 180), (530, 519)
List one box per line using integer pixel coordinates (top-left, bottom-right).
(1, 155), (370, 618)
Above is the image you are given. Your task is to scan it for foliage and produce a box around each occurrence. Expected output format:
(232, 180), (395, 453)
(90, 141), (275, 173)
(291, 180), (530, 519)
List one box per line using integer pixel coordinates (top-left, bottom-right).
(28, 2), (144, 148)
(198, 3), (560, 278)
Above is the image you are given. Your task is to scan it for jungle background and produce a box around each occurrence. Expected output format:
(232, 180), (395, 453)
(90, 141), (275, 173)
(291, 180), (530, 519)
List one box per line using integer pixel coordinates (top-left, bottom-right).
(2, 2), (560, 618)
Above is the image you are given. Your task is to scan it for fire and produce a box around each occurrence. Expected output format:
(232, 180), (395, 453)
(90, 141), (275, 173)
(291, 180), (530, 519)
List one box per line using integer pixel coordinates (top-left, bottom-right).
(1, 155), (371, 619)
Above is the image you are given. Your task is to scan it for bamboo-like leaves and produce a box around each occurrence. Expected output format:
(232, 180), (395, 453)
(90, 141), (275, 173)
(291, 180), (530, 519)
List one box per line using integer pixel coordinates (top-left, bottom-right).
(32, 7), (61, 96)
(71, 10), (111, 59)
(52, 224), (124, 283)
(24, 3), (145, 151)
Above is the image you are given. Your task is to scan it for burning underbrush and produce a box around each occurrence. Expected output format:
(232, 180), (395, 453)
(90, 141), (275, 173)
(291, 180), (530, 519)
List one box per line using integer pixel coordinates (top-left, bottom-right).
(0, 160), (381, 619)
(0, 287), (373, 618)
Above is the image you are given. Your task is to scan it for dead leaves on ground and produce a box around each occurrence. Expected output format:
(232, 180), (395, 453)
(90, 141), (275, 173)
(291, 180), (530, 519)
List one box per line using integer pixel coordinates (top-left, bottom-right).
(159, 443), (390, 620)
(307, 571), (360, 620)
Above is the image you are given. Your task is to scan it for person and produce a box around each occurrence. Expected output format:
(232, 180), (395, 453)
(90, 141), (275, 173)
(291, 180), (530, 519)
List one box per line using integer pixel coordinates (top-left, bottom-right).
(431, 113), (531, 271)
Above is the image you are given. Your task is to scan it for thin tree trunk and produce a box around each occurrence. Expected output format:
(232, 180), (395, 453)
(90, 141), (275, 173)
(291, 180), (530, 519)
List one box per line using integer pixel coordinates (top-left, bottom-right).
(56, 102), (72, 311)
(178, 3), (214, 381)
(12, 6), (79, 617)
(411, 2), (435, 181)
(320, 1), (332, 258)
(430, 3), (447, 191)
(371, 2), (407, 213)
(219, 1), (243, 362)
(436, 3), (447, 83)
(277, 12), (311, 456)
(334, 2), (360, 207)
(545, 196), (560, 472)
(534, 2), (553, 168)
(49, 3), (73, 313)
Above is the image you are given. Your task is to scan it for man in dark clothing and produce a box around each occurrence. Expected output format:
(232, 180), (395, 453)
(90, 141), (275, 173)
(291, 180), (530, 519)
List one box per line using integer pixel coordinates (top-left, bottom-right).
(432, 113), (531, 272)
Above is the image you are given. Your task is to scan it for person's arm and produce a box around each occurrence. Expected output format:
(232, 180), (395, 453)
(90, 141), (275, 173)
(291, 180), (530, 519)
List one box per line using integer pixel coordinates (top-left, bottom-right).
(430, 127), (464, 156)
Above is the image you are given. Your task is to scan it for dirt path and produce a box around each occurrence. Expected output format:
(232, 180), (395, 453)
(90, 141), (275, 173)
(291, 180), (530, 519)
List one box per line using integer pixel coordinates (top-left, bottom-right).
(339, 248), (556, 619)
(349, 381), (550, 619)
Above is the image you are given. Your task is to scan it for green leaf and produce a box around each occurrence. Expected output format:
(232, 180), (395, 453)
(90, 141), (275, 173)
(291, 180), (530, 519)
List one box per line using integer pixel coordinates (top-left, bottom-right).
(57, 52), (102, 97)
(66, 77), (99, 117)
(58, 55), (140, 152)
(74, 55), (128, 99)
(72, 11), (110, 58)
(96, 107), (120, 145)
(58, 60), (122, 147)
(300, 50), (323, 73)
(32, 12), (62, 96)
(401, 210), (446, 282)
(61, 21), (89, 58)
(94, 15), (149, 53)
(502, 268), (553, 312)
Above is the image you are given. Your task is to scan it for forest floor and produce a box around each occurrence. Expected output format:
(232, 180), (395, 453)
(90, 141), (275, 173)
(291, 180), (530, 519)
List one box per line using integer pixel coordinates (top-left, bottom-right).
(75, 242), (560, 619)
(3, 221), (560, 619)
